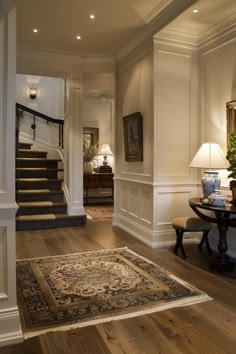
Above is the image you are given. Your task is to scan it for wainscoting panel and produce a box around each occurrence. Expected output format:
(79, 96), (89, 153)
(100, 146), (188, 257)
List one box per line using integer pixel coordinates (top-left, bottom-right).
(155, 189), (193, 225)
(119, 183), (129, 213)
(0, 227), (7, 299)
(114, 178), (200, 248)
(140, 190), (152, 225)
(128, 187), (140, 219)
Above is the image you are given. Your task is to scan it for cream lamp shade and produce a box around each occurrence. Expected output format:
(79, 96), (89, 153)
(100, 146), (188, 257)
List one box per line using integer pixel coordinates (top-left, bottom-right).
(97, 144), (113, 166)
(189, 142), (229, 169)
(190, 142), (229, 203)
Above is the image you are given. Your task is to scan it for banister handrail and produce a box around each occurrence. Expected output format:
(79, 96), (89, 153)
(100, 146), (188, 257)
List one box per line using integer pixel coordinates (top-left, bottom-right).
(16, 103), (64, 125)
(16, 102), (64, 148)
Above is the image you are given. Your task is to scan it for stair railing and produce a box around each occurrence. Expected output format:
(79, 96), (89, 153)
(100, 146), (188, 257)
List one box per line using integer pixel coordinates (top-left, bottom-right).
(16, 103), (64, 148)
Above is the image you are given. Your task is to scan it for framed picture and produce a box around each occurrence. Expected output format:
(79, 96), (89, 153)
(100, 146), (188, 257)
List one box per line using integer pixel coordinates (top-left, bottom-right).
(83, 127), (99, 150)
(123, 112), (143, 162)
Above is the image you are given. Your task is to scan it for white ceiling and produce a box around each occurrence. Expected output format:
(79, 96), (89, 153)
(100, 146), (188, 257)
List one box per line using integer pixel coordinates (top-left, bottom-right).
(16, 0), (236, 56)
(16, 0), (236, 97)
(16, 0), (171, 55)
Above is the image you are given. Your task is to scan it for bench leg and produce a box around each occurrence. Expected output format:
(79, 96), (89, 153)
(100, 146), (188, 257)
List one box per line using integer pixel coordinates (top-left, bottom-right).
(173, 229), (187, 259)
(198, 230), (212, 254)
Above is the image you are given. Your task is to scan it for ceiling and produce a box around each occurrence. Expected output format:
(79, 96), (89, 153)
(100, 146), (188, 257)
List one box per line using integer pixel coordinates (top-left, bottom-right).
(16, 0), (236, 56)
(16, 0), (236, 98)
(16, 0), (171, 56)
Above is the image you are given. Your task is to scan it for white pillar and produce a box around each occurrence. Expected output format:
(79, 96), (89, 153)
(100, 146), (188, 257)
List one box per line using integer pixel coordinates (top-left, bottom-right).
(63, 75), (84, 215)
(0, 0), (23, 346)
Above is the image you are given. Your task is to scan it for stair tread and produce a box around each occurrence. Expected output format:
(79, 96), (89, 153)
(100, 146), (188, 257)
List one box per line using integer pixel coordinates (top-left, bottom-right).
(16, 214), (56, 221)
(16, 213), (84, 221)
(16, 157), (62, 161)
(16, 178), (63, 181)
(18, 149), (47, 153)
(17, 189), (62, 194)
(16, 167), (63, 171)
(18, 201), (66, 207)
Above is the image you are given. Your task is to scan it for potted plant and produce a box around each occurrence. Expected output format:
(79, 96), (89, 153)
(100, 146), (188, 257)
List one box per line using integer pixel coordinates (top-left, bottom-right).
(226, 132), (236, 203)
(83, 144), (98, 174)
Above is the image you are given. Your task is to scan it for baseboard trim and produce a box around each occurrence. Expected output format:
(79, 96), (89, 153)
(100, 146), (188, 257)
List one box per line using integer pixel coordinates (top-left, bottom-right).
(0, 307), (23, 348)
(113, 213), (200, 248)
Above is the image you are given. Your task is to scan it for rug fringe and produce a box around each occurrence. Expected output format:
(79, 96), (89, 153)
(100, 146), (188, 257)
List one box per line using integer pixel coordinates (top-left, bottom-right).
(23, 293), (212, 339)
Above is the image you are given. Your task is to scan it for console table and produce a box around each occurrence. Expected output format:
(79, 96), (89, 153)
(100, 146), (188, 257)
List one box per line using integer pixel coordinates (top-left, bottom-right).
(83, 173), (114, 204)
(189, 198), (236, 272)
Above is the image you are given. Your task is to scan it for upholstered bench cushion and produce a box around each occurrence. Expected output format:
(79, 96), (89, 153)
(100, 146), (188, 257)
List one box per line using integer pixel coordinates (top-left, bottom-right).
(172, 217), (212, 232)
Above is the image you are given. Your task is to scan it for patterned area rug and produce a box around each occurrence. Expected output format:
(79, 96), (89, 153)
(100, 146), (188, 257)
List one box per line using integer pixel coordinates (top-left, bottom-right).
(85, 206), (113, 218)
(16, 248), (211, 338)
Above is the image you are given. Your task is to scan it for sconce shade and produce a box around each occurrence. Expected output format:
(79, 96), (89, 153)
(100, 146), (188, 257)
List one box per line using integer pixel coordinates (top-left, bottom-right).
(189, 142), (229, 169)
(97, 144), (113, 156)
(29, 87), (37, 100)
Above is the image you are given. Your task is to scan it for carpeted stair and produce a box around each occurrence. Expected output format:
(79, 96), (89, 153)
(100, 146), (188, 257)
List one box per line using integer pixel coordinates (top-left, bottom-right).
(16, 142), (86, 230)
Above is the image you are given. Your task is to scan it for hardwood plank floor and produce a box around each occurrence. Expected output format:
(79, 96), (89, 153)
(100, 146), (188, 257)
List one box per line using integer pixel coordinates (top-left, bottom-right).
(1, 218), (236, 354)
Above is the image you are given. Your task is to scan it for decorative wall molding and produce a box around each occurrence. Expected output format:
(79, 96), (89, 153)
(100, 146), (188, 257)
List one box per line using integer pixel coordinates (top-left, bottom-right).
(17, 47), (115, 77)
(155, 17), (236, 52)
(113, 213), (199, 248)
(117, 39), (154, 74)
(116, 0), (197, 62)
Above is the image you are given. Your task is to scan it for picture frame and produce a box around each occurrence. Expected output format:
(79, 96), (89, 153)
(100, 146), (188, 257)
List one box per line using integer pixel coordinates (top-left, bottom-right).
(123, 112), (143, 162)
(83, 127), (99, 150)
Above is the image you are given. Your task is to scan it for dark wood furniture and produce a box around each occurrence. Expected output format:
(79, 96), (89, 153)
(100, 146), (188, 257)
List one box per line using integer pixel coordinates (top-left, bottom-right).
(83, 173), (114, 204)
(189, 198), (236, 272)
(172, 217), (212, 259)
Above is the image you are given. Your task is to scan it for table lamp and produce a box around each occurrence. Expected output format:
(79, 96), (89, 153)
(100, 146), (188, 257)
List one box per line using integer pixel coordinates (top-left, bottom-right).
(190, 142), (229, 203)
(97, 144), (113, 166)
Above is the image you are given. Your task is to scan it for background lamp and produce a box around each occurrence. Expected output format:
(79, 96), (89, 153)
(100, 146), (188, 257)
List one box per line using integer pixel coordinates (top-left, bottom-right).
(97, 144), (113, 166)
(190, 142), (229, 203)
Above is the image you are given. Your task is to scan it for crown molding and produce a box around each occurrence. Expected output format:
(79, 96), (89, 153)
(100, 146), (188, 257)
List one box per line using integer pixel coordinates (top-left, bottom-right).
(17, 46), (116, 76)
(155, 12), (236, 51)
(115, 0), (197, 62)
(117, 38), (153, 74)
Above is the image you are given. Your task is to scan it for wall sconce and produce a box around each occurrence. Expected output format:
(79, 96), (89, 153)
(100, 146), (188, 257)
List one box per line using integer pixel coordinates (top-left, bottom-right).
(29, 87), (38, 100)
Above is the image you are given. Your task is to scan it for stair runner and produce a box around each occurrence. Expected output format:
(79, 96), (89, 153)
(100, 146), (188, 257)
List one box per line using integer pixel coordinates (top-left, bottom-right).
(16, 142), (86, 231)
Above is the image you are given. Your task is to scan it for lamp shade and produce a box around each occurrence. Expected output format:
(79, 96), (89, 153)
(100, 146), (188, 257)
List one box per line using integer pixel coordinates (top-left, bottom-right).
(189, 142), (229, 169)
(97, 144), (113, 156)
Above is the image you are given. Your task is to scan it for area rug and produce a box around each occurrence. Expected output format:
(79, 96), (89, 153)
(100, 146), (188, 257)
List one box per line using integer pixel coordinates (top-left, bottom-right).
(85, 206), (113, 219)
(16, 247), (211, 338)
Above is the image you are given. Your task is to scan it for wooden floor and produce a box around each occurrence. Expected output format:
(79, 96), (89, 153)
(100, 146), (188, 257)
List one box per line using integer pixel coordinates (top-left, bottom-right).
(1, 217), (236, 354)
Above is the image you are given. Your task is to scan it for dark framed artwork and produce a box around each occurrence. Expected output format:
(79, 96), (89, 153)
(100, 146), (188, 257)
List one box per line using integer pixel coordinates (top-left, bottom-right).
(83, 127), (99, 150)
(123, 112), (143, 162)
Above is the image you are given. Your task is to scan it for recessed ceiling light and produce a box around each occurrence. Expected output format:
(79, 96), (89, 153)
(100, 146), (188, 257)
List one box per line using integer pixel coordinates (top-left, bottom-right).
(193, 9), (199, 13)
(90, 14), (95, 19)
(76, 35), (81, 40)
(33, 29), (38, 33)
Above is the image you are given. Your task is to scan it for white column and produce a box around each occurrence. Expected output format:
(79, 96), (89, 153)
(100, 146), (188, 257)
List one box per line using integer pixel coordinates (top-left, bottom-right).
(0, 0), (23, 347)
(63, 75), (84, 215)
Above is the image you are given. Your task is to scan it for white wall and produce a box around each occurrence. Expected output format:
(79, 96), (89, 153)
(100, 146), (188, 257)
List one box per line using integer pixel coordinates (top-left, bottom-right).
(114, 44), (157, 246)
(16, 74), (65, 119)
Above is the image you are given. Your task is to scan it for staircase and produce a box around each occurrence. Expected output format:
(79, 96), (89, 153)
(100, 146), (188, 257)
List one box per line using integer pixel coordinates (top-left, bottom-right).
(16, 142), (86, 231)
